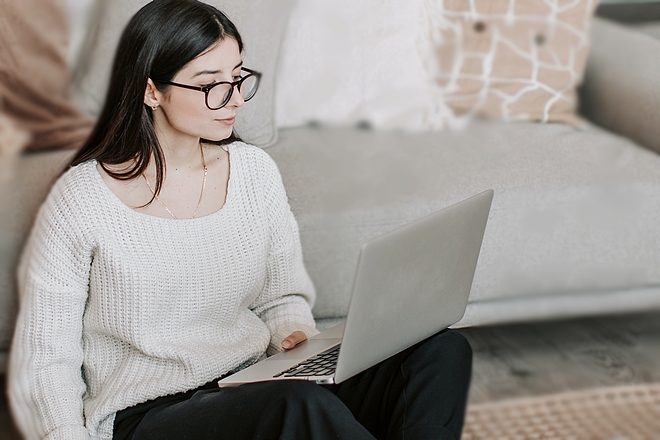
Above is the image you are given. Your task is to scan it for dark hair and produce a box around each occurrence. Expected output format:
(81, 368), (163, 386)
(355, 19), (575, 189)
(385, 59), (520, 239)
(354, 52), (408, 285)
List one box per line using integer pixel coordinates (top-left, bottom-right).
(70, 0), (243, 201)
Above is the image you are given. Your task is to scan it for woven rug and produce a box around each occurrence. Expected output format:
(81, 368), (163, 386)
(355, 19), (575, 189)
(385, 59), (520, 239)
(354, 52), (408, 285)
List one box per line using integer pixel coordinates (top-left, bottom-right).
(462, 383), (660, 439)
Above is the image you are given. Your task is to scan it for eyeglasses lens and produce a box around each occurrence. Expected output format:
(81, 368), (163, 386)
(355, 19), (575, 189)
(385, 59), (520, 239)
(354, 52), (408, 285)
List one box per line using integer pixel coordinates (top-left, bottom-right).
(240, 75), (259, 101)
(207, 75), (259, 109)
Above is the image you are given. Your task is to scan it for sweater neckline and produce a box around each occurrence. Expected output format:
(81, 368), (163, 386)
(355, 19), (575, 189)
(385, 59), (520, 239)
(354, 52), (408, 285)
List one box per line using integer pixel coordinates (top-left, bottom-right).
(90, 143), (237, 223)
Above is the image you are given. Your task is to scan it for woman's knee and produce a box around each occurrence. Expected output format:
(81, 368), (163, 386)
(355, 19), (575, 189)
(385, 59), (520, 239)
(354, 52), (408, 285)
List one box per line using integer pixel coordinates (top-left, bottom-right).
(442, 329), (472, 361)
(260, 380), (370, 438)
(406, 329), (473, 375)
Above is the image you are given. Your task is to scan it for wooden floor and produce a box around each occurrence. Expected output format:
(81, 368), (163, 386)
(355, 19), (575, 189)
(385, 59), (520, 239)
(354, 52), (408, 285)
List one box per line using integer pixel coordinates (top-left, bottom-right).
(2, 310), (660, 438)
(461, 310), (660, 405)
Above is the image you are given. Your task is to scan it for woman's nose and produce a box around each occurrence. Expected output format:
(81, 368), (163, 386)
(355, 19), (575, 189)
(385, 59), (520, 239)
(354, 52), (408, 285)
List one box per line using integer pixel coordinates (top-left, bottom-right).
(227, 84), (245, 108)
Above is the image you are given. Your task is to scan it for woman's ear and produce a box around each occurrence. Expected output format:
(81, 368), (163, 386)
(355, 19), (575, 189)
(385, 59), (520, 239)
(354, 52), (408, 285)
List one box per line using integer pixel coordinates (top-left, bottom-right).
(144, 79), (161, 109)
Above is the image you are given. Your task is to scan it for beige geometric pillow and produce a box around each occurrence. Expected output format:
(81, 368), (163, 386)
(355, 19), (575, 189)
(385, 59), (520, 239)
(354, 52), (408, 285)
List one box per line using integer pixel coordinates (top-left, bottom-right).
(424, 0), (599, 125)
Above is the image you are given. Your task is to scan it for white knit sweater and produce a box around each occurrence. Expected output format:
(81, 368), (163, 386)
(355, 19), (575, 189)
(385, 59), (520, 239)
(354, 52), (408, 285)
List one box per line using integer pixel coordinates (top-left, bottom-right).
(8, 142), (318, 440)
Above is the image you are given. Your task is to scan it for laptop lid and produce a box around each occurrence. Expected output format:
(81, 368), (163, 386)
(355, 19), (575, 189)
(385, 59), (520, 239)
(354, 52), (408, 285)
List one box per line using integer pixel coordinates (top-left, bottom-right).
(334, 189), (493, 383)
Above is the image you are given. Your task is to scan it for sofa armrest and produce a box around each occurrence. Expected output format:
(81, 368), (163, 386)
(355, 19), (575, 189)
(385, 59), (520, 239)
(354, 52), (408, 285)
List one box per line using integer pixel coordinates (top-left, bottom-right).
(579, 18), (660, 155)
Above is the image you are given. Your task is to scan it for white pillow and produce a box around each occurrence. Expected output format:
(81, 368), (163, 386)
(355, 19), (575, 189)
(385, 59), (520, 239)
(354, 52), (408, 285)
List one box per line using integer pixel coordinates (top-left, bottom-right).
(276, 0), (444, 131)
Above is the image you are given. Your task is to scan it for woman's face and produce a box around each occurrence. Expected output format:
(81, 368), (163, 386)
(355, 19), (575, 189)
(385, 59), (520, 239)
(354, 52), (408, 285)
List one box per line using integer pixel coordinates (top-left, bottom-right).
(153, 37), (244, 143)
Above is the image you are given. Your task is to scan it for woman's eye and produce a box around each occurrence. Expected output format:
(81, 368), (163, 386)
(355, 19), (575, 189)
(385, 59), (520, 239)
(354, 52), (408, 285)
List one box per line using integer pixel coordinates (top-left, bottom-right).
(233, 76), (241, 81)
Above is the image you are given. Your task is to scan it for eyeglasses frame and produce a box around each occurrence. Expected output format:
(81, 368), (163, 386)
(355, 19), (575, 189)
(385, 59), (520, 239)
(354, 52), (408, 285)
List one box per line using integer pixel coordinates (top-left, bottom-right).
(158, 67), (261, 110)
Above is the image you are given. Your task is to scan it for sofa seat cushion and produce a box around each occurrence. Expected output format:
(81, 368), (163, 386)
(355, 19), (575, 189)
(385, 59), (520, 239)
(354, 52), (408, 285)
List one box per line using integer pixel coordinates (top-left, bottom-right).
(267, 120), (660, 321)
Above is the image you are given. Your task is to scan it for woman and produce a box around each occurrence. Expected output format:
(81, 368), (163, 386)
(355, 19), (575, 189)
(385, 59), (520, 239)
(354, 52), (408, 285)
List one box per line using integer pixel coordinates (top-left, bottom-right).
(8, 1), (472, 439)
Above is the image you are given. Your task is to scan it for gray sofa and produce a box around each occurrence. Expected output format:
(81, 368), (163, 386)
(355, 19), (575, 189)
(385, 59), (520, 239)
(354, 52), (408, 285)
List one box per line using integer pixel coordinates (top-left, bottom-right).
(2, 15), (660, 372)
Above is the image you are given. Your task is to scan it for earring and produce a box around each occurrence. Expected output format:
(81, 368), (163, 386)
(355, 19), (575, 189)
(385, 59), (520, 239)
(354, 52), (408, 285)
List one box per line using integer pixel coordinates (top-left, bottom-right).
(152, 106), (158, 111)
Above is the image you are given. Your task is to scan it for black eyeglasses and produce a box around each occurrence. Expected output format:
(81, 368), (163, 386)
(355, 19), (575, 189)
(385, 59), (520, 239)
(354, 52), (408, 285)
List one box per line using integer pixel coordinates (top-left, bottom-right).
(160, 67), (261, 110)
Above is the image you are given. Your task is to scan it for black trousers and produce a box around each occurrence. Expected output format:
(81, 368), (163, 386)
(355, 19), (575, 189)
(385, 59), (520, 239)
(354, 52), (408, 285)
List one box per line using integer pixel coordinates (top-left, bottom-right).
(113, 328), (472, 440)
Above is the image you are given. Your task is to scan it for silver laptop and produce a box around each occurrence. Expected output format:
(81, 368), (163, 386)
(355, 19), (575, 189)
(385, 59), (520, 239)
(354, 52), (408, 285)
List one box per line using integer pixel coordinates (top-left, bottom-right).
(218, 189), (494, 387)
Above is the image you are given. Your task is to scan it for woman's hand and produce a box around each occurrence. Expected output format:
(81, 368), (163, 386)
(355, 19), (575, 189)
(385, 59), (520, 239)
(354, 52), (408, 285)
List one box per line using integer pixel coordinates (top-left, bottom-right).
(281, 331), (307, 350)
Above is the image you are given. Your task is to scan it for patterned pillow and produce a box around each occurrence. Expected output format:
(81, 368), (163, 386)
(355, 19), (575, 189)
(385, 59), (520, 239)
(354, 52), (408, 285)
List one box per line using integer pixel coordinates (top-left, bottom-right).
(422, 0), (599, 126)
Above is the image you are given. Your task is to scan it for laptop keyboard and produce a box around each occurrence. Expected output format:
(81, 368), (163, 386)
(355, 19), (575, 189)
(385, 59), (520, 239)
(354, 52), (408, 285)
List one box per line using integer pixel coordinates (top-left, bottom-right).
(273, 344), (341, 378)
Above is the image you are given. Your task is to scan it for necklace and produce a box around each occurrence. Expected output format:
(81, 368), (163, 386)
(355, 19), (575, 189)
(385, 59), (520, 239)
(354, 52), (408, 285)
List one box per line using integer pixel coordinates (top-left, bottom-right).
(143, 144), (208, 220)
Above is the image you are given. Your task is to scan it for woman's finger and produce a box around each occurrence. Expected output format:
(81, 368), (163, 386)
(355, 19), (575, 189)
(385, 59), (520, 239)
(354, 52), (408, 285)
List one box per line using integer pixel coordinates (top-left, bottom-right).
(282, 330), (307, 350)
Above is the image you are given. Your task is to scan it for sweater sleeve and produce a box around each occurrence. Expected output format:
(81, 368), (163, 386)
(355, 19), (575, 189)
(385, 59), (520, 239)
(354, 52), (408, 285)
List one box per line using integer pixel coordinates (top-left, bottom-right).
(249, 153), (319, 356)
(8, 175), (93, 440)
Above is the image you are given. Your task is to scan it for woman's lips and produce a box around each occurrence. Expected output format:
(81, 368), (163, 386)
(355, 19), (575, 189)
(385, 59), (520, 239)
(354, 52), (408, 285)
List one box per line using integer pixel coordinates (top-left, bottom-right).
(216, 116), (235, 125)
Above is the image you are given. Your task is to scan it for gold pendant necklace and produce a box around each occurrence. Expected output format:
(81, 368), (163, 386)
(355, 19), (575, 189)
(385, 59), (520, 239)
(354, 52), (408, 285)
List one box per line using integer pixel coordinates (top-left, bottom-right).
(143, 144), (208, 220)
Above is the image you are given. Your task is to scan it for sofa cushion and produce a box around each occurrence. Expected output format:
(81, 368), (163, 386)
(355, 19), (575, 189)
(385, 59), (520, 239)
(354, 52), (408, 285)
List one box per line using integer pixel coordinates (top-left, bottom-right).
(0, 114), (29, 183)
(276, 0), (599, 132)
(267, 120), (660, 320)
(275, 0), (438, 132)
(72, 0), (293, 147)
(426, 0), (598, 126)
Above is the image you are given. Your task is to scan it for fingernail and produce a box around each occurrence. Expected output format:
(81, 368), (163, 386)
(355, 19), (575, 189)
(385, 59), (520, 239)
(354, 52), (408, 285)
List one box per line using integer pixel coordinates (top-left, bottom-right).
(282, 341), (291, 348)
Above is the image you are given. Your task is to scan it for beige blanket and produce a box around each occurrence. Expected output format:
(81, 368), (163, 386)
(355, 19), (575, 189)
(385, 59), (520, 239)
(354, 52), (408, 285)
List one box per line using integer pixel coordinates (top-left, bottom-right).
(0, 0), (94, 153)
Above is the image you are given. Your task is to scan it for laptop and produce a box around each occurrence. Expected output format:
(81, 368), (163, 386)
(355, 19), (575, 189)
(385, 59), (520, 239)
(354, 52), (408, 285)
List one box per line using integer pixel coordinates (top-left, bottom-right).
(218, 189), (494, 387)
